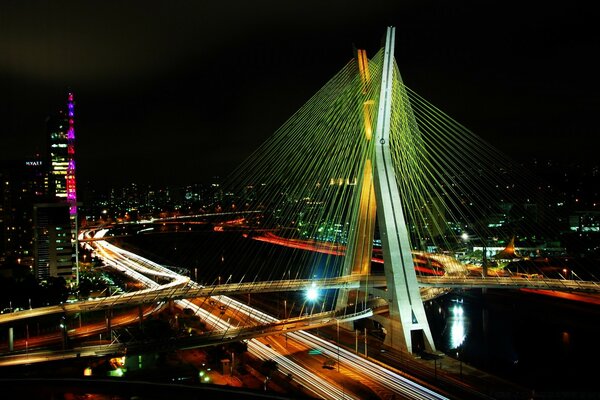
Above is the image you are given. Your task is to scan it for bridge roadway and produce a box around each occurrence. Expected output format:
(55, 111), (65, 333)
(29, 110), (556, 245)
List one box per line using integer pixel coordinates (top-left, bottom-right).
(0, 304), (382, 367)
(0, 276), (364, 325)
(2, 274), (598, 327)
(2, 261), (599, 327)
(419, 275), (600, 292)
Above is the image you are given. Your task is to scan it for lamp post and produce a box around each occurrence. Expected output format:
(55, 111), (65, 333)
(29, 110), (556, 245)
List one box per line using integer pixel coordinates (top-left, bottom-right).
(284, 299), (288, 347)
(364, 327), (368, 358)
(60, 316), (67, 350)
(231, 351), (235, 376)
(462, 232), (488, 277)
(25, 324), (29, 356)
(457, 346), (463, 378)
(482, 244), (488, 278)
(337, 320), (340, 372)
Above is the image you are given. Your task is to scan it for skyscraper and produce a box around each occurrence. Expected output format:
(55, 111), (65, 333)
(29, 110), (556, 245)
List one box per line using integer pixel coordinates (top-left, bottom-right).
(47, 92), (77, 207)
(34, 92), (79, 283)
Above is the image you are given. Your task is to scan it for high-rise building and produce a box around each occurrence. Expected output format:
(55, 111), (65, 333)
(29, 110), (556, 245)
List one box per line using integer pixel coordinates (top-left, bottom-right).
(33, 202), (73, 281)
(47, 93), (77, 206)
(34, 92), (79, 283)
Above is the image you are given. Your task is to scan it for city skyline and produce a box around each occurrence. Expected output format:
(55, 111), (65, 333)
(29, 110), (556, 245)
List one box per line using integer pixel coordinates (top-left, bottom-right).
(0, 5), (599, 395)
(1, 1), (598, 190)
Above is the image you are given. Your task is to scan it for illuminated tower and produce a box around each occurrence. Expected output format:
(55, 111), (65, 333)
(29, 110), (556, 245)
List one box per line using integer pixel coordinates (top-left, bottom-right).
(339, 27), (435, 353)
(66, 92), (77, 216)
(66, 92), (79, 284)
(43, 92), (79, 284)
(47, 92), (77, 206)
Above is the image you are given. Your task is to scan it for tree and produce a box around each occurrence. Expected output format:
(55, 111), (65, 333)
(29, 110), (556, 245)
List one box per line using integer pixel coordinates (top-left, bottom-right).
(228, 341), (249, 368)
(141, 318), (173, 341)
(42, 276), (69, 305)
(261, 359), (278, 378)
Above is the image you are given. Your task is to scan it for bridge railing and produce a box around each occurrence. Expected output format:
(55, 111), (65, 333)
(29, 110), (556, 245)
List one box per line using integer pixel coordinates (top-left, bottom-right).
(418, 275), (600, 293)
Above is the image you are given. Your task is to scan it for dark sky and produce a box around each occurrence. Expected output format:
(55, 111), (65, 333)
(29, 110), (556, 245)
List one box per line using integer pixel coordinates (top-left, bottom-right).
(1, 1), (598, 190)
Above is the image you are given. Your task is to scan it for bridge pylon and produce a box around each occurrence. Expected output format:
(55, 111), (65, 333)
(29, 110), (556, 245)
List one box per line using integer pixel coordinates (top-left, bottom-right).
(337, 26), (436, 354)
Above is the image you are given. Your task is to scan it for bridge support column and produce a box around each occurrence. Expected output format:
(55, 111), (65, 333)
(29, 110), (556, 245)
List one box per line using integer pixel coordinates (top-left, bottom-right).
(372, 26), (435, 353)
(105, 309), (112, 341)
(371, 314), (410, 351)
(8, 327), (13, 352)
(336, 48), (377, 333)
(138, 304), (144, 328)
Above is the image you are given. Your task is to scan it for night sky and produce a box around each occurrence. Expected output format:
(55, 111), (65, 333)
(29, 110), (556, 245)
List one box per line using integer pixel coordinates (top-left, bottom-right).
(1, 1), (598, 190)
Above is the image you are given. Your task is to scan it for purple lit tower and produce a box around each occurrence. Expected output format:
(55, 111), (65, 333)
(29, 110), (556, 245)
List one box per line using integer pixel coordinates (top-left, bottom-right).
(66, 92), (79, 284)
(37, 92), (80, 283)
(66, 92), (77, 215)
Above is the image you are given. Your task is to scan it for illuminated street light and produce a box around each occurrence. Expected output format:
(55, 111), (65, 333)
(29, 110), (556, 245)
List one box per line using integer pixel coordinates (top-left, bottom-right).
(306, 283), (319, 302)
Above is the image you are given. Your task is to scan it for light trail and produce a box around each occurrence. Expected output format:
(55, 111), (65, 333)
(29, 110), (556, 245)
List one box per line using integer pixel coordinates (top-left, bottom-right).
(86, 232), (361, 400)
(220, 296), (448, 400)
(91, 233), (447, 399)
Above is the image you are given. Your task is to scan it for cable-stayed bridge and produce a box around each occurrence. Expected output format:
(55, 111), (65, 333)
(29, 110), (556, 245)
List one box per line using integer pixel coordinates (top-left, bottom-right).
(1, 28), (598, 399)
(1, 226), (597, 339)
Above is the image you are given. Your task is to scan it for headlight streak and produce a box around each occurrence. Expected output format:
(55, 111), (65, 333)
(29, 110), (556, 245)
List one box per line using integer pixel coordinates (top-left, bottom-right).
(90, 232), (355, 400)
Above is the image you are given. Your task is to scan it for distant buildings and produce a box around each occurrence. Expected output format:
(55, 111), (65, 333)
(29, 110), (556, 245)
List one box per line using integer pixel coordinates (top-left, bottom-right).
(81, 179), (225, 223)
(0, 158), (47, 267)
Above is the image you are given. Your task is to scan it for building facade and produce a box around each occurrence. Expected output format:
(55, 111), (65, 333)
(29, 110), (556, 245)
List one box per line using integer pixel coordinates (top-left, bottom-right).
(33, 203), (73, 280)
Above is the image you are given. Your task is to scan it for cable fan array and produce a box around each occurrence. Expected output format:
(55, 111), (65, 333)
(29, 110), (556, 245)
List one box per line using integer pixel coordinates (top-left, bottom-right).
(117, 46), (595, 328)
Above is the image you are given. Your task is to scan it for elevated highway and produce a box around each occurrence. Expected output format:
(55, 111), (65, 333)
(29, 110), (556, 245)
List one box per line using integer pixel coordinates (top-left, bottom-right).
(419, 276), (600, 292)
(2, 236), (599, 326)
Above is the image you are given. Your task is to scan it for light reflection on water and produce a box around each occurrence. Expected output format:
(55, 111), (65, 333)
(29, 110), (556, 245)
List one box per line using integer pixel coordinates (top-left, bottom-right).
(433, 297), (470, 354)
(449, 303), (466, 349)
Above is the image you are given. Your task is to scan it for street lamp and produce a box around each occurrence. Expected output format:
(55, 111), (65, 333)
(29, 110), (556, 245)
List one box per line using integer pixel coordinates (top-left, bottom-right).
(284, 299), (288, 348)
(25, 324), (29, 356)
(60, 316), (68, 350)
(462, 232), (488, 277)
(457, 346), (463, 378)
(306, 283), (319, 302)
(337, 320), (340, 372)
